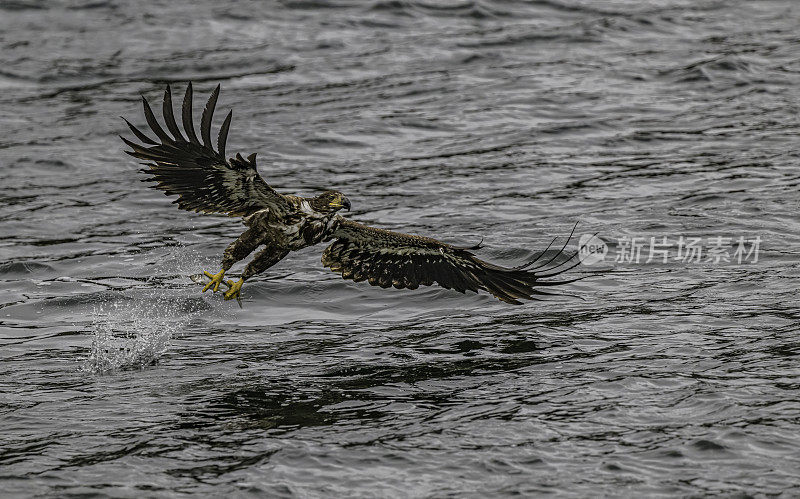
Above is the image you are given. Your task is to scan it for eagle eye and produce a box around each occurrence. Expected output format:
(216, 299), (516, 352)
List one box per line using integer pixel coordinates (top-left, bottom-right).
(326, 192), (351, 211)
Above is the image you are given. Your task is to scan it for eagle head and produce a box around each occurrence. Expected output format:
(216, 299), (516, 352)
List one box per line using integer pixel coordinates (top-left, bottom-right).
(311, 190), (351, 213)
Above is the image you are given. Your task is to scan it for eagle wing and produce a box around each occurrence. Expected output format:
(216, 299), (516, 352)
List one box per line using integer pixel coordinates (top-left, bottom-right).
(120, 83), (290, 217)
(322, 219), (582, 304)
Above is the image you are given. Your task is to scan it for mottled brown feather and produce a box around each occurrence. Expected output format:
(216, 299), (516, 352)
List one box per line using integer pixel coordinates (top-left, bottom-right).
(120, 84), (289, 217)
(322, 218), (582, 304)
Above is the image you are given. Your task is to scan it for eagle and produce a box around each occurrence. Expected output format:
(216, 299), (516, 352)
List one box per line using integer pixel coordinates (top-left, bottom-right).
(120, 83), (582, 304)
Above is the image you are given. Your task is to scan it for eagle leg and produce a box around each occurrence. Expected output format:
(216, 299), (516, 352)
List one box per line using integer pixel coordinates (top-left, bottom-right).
(221, 245), (289, 303)
(242, 246), (290, 281)
(221, 227), (266, 272)
(204, 228), (267, 298)
(202, 270), (227, 293)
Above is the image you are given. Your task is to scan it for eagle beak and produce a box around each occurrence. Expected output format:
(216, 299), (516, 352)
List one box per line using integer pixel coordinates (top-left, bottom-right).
(330, 196), (351, 211)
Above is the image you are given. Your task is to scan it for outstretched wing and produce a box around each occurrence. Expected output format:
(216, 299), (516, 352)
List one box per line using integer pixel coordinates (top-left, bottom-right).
(322, 219), (582, 304)
(120, 83), (290, 217)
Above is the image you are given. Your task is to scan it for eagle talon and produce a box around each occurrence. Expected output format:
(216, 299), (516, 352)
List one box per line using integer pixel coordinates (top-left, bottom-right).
(202, 270), (226, 293)
(223, 279), (244, 301)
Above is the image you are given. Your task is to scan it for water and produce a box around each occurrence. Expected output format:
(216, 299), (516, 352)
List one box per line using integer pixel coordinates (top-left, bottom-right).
(2, 0), (799, 496)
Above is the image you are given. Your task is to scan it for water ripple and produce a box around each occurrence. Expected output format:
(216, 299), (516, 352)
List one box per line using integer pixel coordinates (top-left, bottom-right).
(1, 0), (799, 496)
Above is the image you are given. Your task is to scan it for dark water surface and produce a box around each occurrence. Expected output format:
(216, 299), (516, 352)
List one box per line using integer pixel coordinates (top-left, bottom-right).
(2, 0), (800, 496)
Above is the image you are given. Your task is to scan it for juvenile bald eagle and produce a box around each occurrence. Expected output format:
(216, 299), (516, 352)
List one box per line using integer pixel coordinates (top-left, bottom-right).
(121, 84), (582, 304)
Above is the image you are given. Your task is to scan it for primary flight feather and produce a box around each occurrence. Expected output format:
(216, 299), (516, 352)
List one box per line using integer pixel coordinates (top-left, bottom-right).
(121, 83), (582, 304)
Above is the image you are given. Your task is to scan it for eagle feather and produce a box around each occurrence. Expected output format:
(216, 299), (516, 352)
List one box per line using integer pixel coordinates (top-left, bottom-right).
(121, 83), (289, 217)
(322, 219), (582, 304)
(121, 83), (585, 305)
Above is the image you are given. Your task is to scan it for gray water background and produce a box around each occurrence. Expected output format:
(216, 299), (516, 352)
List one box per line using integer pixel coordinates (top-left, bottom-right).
(1, 0), (800, 496)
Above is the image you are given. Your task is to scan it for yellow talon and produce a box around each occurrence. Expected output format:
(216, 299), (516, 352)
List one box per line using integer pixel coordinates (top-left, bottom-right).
(202, 270), (226, 293)
(223, 279), (244, 301)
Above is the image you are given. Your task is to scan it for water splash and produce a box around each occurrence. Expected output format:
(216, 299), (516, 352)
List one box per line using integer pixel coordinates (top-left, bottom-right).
(83, 300), (187, 373)
(83, 245), (213, 373)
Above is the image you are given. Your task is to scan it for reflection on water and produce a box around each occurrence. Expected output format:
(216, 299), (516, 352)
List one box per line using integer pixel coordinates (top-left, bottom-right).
(2, 0), (800, 496)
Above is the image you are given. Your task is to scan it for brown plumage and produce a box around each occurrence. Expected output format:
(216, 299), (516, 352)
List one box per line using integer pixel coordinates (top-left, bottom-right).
(323, 219), (582, 304)
(121, 83), (583, 304)
(121, 84), (290, 218)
